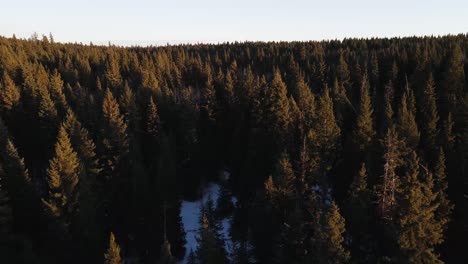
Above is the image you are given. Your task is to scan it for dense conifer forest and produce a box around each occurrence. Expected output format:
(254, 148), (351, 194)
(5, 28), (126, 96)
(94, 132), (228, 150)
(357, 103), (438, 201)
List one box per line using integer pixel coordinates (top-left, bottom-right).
(0, 34), (467, 263)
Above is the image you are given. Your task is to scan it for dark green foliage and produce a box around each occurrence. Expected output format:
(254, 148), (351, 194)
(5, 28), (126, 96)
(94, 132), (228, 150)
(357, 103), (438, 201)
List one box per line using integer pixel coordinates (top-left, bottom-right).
(0, 35), (464, 263)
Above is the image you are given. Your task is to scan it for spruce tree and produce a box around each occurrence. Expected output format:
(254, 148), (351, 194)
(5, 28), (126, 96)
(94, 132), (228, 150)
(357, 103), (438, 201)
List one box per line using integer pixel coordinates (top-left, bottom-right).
(101, 88), (129, 175)
(42, 126), (80, 232)
(397, 151), (443, 263)
(195, 211), (228, 264)
(377, 127), (408, 220)
(0, 118), (34, 233)
(146, 96), (161, 139)
(264, 152), (295, 215)
(263, 69), (290, 143)
(346, 163), (373, 260)
(291, 74), (315, 132)
(353, 74), (375, 153)
(0, 72), (21, 111)
(104, 55), (122, 89)
(433, 148), (452, 231)
(104, 232), (123, 264)
(419, 73), (439, 162)
(309, 87), (341, 175)
(320, 201), (350, 264)
(38, 87), (58, 122)
(62, 110), (102, 243)
(119, 82), (139, 130)
(49, 69), (68, 115)
(397, 82), (420, 148)
(381, 81), (394, 133)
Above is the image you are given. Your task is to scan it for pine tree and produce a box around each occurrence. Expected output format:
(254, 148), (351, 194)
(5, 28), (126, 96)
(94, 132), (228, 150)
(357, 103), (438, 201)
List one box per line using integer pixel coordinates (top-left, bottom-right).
(264, 152), (296, 215)
(397, 85), (420, 148)
(353, 74), (375, 152)
(433, 148), (452, 231)
(195, 211), (228, 264)
(146, 96), (161, 139)
(104, 232), (123, 264)
(291, 74), (315, 132)
(101, 88), (129, 175)
(346, 163), (373, 260)
(104, 55), (122, 89)
(309, 87), (341, 175)
(381, 81), (394, 133)
(119, 82), (139, 130)
(0, 118), (34, 233)
(320, 201), (350, 264)
(38, 87), (58, 122)
(42, 126), (80, 232)
(262, 69), (290, 143)
(419, 74), (439, 162)
(336, 51), (351, 91)
(441, 43), (465, 117)
(49, 69), (68, 115)
(0, 72), (21, 111)
(62, 110), (102, 241)
(397, 151), (443, 263)
(63, 110), (102, 181)
(377, 127), (408, 220)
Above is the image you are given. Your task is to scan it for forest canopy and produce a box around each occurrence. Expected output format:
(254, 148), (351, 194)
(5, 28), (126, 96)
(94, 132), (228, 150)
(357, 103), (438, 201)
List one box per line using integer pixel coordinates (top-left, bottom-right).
(0, 34), (467, 263)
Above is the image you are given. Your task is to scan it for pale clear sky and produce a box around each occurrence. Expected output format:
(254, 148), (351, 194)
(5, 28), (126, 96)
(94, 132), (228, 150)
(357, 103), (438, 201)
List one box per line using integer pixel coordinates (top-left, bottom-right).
(1, 0), (467, 45)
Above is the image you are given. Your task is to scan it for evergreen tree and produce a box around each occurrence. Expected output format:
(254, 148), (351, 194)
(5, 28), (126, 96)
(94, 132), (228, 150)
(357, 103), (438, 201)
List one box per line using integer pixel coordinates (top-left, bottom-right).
(353, 74), (375, 153)
(346, 163), (373, 260)
(397, 151), (443, 263)
(264, 152), (296, 217)
(381, 81), (394, 133)
(38, 87), (58, 122)
(309, 87), (341, 175)
(291, 74), (315, 133)
(104, 232), (123, 264)
(419, 74), (439, 162)
(262, 69), (290, 144)
(119, 82), (139, 130)
(397, 86), (420, 148)
(146, 96), (161, 139)
(101, 88), (129, 176)
(104, 55), (122, 89)
(195, 211), (228, 264)
(433, 148), (452, 232)
(320, 201), (350, 264)
(49, 69), (68, 115)
(377, 128), (408, 220)
(441, 43), (465, 117)
(0, 72), (21, 111)
(62, 110), (102, 247)
(42, 126), (81, 233)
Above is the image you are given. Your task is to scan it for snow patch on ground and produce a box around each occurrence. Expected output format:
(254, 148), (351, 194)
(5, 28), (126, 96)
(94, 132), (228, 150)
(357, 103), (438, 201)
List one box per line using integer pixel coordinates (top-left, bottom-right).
(179, 181), (234, 263)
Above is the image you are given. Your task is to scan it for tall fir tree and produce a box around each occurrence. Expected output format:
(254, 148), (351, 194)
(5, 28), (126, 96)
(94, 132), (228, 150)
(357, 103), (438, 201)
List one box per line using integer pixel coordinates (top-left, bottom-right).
(319, 201), (350, 264)
(0, 72), (21, 111)
(419, 73), (440, 163)
(101, 88), (129, 176)
(397, 86), (420, 148)
(309, 87), (341, 176)
(353, 74), (375, 153)
(42, 126), (81, 233)
(104, 232), (123, 264)
(397, 151), (444, 263)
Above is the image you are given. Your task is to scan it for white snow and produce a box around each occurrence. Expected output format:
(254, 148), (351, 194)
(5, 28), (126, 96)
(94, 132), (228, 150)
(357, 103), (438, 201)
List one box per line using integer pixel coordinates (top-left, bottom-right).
(179, 179), (235, 263)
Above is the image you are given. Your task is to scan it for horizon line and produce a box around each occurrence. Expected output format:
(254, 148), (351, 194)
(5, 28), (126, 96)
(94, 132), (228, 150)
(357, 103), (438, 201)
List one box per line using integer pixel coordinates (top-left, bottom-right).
(2, 32), (467, 48)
